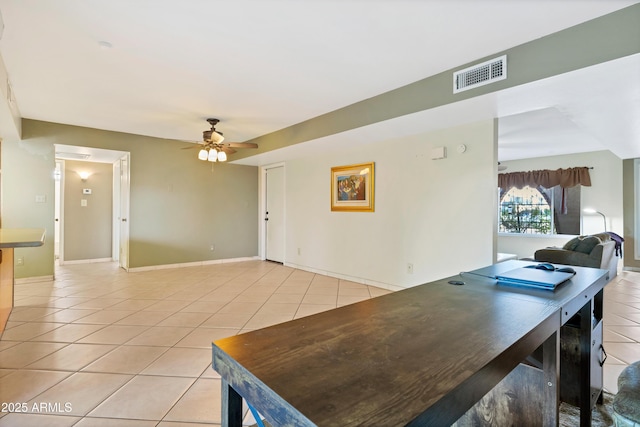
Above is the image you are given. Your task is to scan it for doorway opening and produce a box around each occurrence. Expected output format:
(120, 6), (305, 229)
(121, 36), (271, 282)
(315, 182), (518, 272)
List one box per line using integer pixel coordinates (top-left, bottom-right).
(54, 144), (130, 270)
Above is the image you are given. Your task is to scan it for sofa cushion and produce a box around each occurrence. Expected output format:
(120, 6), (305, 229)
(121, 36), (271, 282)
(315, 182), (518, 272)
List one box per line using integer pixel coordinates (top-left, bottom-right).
(563, 235), (602, 254)
(563, 237), (580, 251)
(575, 236), (603, 254)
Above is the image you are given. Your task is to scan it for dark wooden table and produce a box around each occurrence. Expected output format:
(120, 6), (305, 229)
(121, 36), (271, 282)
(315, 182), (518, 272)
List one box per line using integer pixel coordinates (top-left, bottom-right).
(212, 260), (609, 426)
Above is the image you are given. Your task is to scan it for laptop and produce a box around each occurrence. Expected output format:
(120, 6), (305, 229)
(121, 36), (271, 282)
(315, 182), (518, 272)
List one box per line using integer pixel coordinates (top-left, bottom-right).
(495, 267), (575, 290)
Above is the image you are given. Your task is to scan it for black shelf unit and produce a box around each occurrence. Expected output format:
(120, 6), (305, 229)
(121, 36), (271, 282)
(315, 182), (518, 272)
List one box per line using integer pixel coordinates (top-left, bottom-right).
(560, 288), (605, 408)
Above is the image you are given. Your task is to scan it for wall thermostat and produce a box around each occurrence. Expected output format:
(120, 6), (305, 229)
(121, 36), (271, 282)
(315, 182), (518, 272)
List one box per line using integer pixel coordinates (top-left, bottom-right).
(457, 144), (467, 153)
(82, 188), (92, 195)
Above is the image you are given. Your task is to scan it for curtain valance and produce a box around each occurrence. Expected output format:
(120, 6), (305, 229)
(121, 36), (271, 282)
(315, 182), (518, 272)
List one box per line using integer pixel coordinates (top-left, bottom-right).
(498, 167), (591, 192)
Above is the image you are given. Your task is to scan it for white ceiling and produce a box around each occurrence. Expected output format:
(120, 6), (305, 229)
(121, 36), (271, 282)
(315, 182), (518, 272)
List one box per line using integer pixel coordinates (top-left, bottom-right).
(0, 0), (638, 165)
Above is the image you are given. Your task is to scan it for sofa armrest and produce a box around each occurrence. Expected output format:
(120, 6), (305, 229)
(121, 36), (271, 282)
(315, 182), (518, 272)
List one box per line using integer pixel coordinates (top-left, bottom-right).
(593, 241), (615, 267)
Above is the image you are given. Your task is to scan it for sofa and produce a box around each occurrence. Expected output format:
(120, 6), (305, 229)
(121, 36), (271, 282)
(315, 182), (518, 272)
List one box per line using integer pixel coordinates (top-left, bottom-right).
(534, 233), (618, 280)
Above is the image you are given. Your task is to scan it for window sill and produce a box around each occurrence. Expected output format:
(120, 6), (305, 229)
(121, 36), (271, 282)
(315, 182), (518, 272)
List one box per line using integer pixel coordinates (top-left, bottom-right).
(498, 233), (579, 239)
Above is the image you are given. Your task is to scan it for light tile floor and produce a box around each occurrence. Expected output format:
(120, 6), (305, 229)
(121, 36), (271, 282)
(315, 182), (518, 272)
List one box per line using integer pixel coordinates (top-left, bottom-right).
(0, 261), (389, 426)
(0, 260), (638, 426)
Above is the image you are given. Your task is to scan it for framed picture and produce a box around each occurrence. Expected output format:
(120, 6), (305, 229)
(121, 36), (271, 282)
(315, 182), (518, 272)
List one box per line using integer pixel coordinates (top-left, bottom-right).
(331, 162), (375, 212)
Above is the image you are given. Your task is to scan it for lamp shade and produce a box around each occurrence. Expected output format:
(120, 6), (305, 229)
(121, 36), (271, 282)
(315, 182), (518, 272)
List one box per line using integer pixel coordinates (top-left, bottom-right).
(198, 149), (208, 161)
(217, 150), (227, 162)
(210, 131), (225, 144)
(208, 149), (218, 162)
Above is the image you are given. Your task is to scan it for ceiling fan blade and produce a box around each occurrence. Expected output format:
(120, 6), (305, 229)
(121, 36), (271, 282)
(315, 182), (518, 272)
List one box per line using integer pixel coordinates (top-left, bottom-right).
(226, 142), (258, 149)
(221, 147), (237, 154)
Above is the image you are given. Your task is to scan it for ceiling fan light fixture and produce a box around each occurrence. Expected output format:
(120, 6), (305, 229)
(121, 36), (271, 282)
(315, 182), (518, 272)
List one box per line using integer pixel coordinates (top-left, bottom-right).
(210, 131), (224, 144)
(194, 118), (257, 162)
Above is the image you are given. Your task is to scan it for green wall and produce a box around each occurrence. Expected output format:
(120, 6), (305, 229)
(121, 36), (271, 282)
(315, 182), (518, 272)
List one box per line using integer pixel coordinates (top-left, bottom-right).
(63, 160), (113, 261)
(2, 134), (55, 278)
(2, 119), (259, 278)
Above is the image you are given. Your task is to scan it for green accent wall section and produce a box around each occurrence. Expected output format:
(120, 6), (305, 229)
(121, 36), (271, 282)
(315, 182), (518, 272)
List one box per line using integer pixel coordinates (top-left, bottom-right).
(231, 4), (640, 161)
(2, 137), (55, 279)
(3, 119), (258, 277)
(63, 160), (113, 261)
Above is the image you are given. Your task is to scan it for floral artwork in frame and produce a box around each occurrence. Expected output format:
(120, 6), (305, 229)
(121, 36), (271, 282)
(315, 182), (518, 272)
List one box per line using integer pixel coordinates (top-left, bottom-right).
(331, 162), (375, 212)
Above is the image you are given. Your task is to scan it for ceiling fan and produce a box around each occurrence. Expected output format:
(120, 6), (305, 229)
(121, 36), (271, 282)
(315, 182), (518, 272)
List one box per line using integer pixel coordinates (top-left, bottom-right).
(189, 118), (258, 162)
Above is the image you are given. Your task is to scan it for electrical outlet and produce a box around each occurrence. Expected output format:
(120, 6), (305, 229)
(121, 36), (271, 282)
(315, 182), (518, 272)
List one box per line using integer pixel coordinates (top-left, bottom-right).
(16, 257), (24, 266)
(407, 263), (413, 274)
(210, 244), (216, 252)
(297, 248), (301, 255)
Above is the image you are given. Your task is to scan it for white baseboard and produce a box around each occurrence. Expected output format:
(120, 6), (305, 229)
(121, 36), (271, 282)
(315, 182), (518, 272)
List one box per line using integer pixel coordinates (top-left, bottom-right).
(15, 275), (54, 285)
(127, 256), (260, 272)
(60, 258), (113, 265)
(284, 261), (404, 292)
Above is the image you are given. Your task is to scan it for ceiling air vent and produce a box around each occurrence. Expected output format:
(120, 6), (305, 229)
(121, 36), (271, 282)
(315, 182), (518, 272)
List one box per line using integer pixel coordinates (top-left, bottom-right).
(453, 55), (506, 94)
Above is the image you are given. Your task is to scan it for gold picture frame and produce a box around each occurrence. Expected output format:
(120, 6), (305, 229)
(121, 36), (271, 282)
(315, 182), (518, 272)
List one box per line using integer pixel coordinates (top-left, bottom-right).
(331, 162), (375, 212)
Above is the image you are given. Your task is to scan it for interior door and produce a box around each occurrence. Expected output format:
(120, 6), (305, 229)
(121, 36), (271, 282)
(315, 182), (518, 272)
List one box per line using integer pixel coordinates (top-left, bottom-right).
(119, 154), (130, 270)
(112, 160), (121, 262)
(265, 166), (284, 263)
(54, 160), (63, 261)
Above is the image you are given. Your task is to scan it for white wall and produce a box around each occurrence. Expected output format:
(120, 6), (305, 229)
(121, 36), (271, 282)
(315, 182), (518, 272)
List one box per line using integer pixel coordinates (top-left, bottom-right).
(497, 150), (623, 259)
(0, 54), (21, 139)
(284, 120), (498, 290)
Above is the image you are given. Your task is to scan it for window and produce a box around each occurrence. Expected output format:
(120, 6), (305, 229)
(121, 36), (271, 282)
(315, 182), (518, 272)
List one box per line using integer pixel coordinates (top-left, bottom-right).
(498, 167), (589, 236)
(499, 186), (551, 234)
(499, 185), (581, 235)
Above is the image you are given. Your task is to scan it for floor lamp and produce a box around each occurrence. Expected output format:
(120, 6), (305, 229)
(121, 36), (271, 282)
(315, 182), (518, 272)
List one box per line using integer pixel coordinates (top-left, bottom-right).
(583, 208), (607, 232)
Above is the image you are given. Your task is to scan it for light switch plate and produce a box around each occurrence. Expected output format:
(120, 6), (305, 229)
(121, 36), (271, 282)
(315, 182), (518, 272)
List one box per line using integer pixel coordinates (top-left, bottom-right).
(431, 146), (446, 160)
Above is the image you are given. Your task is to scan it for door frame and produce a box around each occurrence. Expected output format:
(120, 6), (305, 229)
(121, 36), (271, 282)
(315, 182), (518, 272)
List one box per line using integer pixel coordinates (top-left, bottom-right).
(259, 162), (285, 262)
(118, 154), (131, 270)
(54, 160), (65, 264)
(54, 147), (130, 268)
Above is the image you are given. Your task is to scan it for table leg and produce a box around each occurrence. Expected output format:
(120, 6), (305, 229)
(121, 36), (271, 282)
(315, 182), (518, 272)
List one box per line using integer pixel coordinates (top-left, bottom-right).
(221, 379), (243, 427)
(579, 302), (593, 427)
(543, 330), (559, 427)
